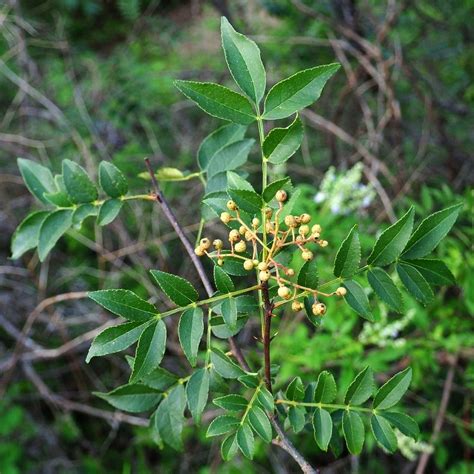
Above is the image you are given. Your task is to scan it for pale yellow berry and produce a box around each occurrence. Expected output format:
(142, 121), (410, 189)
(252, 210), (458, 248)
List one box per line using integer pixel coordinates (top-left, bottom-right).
(235, 241), (247, 253)
(265, 222), (274, 232)
(265, 208), (273, 218)
(239, 225), (247, 235)
(294, 216), (302, 225)
(213, 239), (223, 250)
(227, 200), (238, 211)
(336, 287), (347, 296)
(229, 229), (240, 242)
(252, 217), (260, 228)
(194, 246), (205, 256)
(253, 259), (259, 266)
(299, 225), (310, 236)
(302, 250), (314, 261)
(292, 301), (303, 312)
(312, 302), (326, 316)
(312, 224), (322, 234)
(220, 212), (231, 224)
(243, 259), (254, 271)
(200, 238), (211, 250)
(259, 270), (270, 282)
(300, 213), (311, 224)
(257, 262), (268, 271)
(312, 232), (321, 239)
(320, 240), (328, 248)
(284, 215), (296, 227)
(275, 190), (287, 202)
(295, 235), (304, 243)
(286, 268), (295, 277)
(244, 230), (254, 241)
(217, 258), (224, 266)
(278, 286), (291, 299)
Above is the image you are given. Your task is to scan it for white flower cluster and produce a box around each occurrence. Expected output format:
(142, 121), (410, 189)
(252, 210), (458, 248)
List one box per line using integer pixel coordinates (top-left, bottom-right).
(314, 163), (375, 215)
(358, 307), (415, 348)
(396, 430), (433, 461)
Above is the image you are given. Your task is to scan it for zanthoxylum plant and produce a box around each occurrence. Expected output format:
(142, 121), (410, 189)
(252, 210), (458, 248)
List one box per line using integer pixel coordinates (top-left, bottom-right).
(11, 17), (462, 471)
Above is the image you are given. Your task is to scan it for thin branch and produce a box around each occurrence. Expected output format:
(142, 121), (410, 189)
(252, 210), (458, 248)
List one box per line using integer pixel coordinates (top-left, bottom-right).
(143, 157), (249, 371)
(261, 281), (273, 392)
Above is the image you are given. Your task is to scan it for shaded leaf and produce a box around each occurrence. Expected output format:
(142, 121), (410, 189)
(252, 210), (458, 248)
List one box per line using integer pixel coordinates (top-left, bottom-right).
(342, 410), (365, 455)
(97, 199), (123, 226)
(62, 159), (98, 204)
(379, 412), (419, 440)
(186, 368), (210, 423)
(174, 80), (256, 125)
(228, 189), (263, 214)
(130, 319), (167, 382)
(17, 158), (55, 204)
(210, 348), (245, 379)
(402, 204), (463, 259)
(297, 259), (319, 290)
(367, 207), (414, 266)
(399, 259), (455, 286)
(257, 386), (274, 411)
(313, 407), (332, 451)
(221, 298), (238, 330)
(397, 263), (434, 305)
(343, 280), (373, 321)
(11, 211), (50, 259)
(207, 415), (240, 437)
(38, 209), (73, 261)
(373, 367), (412, 410)
(88, 289), (158, 322)
(367, 268), (404, 313)
(286, 377), (305, 402)
(262, 177), (291, 202)
(178, 307), (204, 367)
(221, 17), (266, 104)
(206, 139), (255, 178)
(263, 64), (340, 119)
(95, 383), (161, 413)
(371, 415), (397, 452)
(99, 161), (128, 198)
(263, 115), (303, 164)
(213, 394), (248, 411)
(334, 225), (361, 278)
(248, 406), (272, 442)
(314, 371), (337, 403)
(221, 432), (239, 461)
(288, 406), (306, 433)
(150, 270), (199, 306)
(237, 423), (255, 459)
(214, 265), (235, 293)
(344, 366), (374, 405)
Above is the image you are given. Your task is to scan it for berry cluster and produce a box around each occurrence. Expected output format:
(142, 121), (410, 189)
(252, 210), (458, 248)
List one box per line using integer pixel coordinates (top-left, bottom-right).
(194, 190), (347, 317)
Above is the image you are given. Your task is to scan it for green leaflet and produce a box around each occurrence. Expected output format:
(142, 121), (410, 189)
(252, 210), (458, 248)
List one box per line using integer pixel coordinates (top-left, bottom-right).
(263, 64), (340, 120)
(38, 209), (74, 261)
(286, 377), (305, 402)
(314, 371), (337, 403)
(402, 203), (462, 259)
(262, 115), (303, 164)
(221, 17), (266, 104)
(367, 207), (414, 266)
(210, 348), (245, 379)
(178, 307), (204, 366)
(95, 383), (161, 413)
(288, 406), (306, 433)
(97, 199), (123, 226)
(86, 321), (148, 362)
(344, 366), (374, 405)
(98, 161), (128, 198)
(371, 415), (397, 453)
(140, 367), (178, 391)
(343, 280), (373, 321)
(207, 415), (240, 437)
(150, 270), (199, 306)
(130, 319), (167, 382)
(313, 407), (332, 451)
(297, 259), (319, 290)
(213, 394), (248, 411)
(237, 423), (255, 459)
(342, 410), (365, 455)
(257, 386), (274, 411)
(186, 368), (210, 423)
(62, 159), (98, 204)
(262, 177), (291, 202)
(367, 268), (404, 313)
(379, 412), (419, 440)
(248, 406), (272, 443)
(174, 80), (256, 125)
(88, 289), (158, 322)
(214, 265), (235, 293)
(198, 124), (246, 171)
(17, 158), (56, 204)
(206, 139), (255, 178)
(397, 263), (434, 305)
(72, 204), (98, 228)
(333, 225), (361, 278)
(221, 297), (238, 330)
(399, 259), (455, 286)
(10, 211), (50, 259)
(373, 367), (412, 410)
(221, 432), (239, 461)
(152, 384), (186, 450)
(228, 189), (263, 215)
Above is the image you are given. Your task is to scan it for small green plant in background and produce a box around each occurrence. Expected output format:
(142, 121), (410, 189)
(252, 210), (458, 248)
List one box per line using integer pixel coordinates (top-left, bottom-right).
(10, 18), (462, 470)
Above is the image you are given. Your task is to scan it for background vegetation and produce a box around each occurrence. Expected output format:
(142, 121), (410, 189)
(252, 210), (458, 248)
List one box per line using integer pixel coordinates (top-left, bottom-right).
(0, 1), (472, 473)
